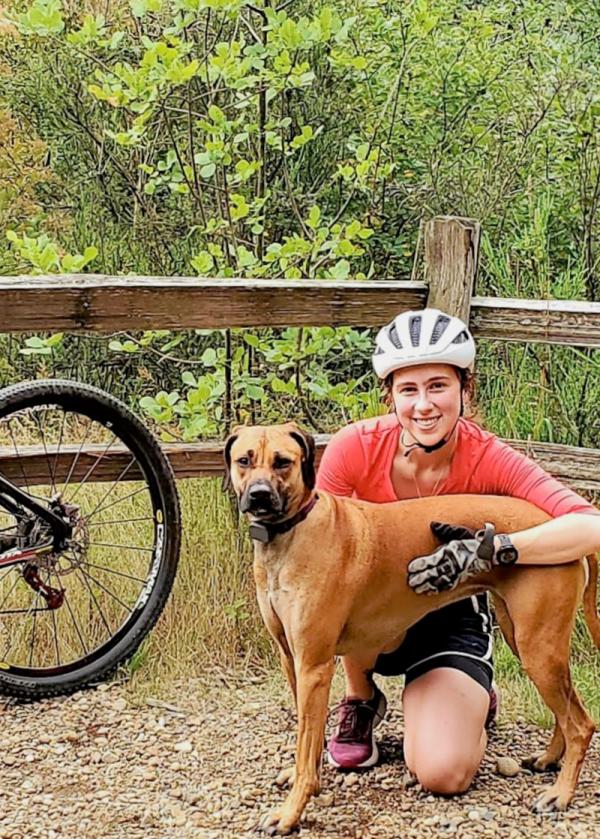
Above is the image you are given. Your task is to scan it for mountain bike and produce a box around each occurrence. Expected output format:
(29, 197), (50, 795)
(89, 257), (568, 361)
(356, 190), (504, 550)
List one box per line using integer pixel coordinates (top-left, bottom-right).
(0, 379), (180, 699)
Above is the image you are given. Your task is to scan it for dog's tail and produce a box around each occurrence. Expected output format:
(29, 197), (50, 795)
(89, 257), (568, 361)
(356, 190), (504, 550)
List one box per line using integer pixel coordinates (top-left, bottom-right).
(583, 554), (600, 649)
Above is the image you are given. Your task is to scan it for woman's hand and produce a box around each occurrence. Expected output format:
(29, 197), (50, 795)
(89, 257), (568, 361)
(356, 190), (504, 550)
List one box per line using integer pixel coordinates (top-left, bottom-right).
(407, 521), (497, 594)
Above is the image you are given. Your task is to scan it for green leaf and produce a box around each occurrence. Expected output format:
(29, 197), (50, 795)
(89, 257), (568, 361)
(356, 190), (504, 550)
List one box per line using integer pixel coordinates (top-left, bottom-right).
(201, 347), (217, 366)
(130, 0), (162, 16)
(307, 205), (321, 230)
(182, 371), (197, 387)
(246, 384), (265, 400)
(327, 259), (351, 280)
(230, 193), (250, 221)
(356, 143), (369, 162)
(236, 246), (256, 268)
(17, 0), (65, 35)
(199, 163), (216, 179)
(191, 250), (214, 274)
(208, 104), (225, 123)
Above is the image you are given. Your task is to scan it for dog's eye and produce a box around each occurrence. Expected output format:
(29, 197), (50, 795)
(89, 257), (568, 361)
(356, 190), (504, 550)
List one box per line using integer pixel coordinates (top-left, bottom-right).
(273, 458), (292, 469)
(236, 456), (250, 467)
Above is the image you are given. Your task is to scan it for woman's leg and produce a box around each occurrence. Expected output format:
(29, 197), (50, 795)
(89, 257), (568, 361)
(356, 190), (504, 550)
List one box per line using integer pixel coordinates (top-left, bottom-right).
(341, 650), (380, 699)
(402, 666), (489, 795)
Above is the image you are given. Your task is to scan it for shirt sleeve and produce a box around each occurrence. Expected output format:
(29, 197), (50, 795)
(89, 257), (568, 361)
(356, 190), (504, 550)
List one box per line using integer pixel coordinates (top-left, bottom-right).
(316, 425), (362, 497)
(477, 437), (599, 517)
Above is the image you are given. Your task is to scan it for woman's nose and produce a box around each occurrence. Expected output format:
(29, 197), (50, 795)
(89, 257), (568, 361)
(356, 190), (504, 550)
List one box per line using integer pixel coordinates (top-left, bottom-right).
(414, 391), (434, 411)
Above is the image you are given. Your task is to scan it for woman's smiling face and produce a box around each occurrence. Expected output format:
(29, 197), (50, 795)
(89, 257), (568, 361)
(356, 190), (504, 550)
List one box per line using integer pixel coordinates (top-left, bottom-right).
(391, 363), (463, 444)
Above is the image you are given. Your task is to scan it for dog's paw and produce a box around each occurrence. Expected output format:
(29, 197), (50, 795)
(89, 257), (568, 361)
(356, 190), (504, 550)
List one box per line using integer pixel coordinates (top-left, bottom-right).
(522, 753), (561, 773)
(274, 766), (295, 788)
(531, 784), (572, 813)
(257, 809), (300, 836)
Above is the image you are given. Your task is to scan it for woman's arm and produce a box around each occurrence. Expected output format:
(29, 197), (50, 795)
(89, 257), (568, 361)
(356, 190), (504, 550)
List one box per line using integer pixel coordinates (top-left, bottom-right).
(315, 425), (361, 497)
(407, 436), (600, 593)
(501, 512), (600, 566)
(480, 436), (600, 565)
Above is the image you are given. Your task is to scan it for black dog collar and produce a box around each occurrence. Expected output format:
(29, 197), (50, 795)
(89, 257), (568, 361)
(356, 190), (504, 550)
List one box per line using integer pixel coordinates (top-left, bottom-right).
(249, 495), (319, 544)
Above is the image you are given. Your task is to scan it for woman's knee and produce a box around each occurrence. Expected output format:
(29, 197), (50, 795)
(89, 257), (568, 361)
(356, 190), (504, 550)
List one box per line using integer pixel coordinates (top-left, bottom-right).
(408, 752), (478, 796)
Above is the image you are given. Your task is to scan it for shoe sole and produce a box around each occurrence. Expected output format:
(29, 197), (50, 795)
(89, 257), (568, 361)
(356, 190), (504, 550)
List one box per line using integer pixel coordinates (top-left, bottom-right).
(327, 690), (387, 770)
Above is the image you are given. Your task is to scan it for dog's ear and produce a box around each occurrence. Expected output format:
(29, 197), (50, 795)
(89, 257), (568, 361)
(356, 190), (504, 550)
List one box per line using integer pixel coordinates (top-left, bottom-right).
(222, 430), (239, 491)
(289, 429), (316, 490)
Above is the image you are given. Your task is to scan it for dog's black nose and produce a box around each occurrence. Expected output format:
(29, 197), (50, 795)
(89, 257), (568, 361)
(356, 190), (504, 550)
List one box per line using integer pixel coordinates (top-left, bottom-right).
(240, 482), (279, 514)
(247, 484), (274, 505)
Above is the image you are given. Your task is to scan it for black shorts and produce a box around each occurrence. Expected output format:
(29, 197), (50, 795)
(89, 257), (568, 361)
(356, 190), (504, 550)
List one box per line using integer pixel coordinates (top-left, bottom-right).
(373, 594), (493, 693)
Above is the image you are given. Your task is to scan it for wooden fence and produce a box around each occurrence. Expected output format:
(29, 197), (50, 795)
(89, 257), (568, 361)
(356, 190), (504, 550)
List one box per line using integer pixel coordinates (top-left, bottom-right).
(1, 215), (599, 490)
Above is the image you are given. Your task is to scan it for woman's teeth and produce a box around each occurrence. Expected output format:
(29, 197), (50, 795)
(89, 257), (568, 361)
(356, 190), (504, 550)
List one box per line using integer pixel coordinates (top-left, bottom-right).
(413, 417), (440, 429)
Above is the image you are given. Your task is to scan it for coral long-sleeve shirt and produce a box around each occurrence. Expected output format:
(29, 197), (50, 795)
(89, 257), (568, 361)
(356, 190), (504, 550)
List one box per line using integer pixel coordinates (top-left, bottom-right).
(316, 413), (597, 517)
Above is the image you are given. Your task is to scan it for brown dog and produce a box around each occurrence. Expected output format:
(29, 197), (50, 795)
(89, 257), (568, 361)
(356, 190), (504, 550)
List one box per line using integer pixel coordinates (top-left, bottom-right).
(224, 422), (600, 836)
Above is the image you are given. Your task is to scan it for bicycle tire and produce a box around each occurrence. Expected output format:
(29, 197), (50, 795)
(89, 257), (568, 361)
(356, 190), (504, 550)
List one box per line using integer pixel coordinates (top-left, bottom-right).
(0, 379), (180, 699)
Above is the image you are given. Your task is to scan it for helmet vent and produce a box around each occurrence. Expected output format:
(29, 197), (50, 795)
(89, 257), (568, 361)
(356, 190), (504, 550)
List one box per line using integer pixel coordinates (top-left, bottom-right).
(388, 324), (403, 349)
(373, 346), (384, 355)
(452, 330), (469, 345)
(409, 315), (422, 346)
(431, 314), (450, 344)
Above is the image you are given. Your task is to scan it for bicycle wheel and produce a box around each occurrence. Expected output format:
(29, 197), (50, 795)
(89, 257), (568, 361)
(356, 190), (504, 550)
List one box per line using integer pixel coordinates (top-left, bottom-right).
(0, 379), (180, 699)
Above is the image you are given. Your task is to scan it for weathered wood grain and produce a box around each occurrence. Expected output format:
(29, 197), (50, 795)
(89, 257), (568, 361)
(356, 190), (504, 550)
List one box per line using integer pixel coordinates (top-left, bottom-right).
(3, 278), (599, 347)
(424, 216), (480, 323)
(0, 276), (428, 332)
(3, 436), (599, 492)
(470, 297), (600, 347)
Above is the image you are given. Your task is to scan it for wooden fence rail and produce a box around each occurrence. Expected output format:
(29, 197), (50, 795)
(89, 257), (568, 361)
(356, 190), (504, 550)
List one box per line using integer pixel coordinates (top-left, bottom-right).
(2, 436), (599, 493)
(2, 277), (600, 347)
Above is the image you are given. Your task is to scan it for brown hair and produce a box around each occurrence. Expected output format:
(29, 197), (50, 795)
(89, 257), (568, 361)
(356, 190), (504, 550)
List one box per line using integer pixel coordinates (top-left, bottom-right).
(381, 366), (477, 417)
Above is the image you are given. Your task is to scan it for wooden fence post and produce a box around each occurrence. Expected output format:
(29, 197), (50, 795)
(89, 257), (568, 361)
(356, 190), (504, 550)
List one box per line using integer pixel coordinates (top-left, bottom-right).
(423, 215), (481, 322)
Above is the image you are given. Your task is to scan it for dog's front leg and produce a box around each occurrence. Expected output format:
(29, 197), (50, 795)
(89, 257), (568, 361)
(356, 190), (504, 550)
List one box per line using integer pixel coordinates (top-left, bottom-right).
(260, 657), (334, 836)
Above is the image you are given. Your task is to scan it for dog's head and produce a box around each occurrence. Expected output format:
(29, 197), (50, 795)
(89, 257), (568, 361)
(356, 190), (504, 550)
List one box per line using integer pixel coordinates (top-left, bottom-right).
(223, 423), (316, 520)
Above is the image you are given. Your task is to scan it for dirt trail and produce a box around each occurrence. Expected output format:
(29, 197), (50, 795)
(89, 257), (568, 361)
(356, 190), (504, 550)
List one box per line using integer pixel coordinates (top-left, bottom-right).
(0, 676), (597, 839)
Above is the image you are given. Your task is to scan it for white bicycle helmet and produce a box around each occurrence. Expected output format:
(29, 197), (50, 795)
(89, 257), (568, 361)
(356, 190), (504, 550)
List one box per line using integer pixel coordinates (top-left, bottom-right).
(372, 308), (475, 379)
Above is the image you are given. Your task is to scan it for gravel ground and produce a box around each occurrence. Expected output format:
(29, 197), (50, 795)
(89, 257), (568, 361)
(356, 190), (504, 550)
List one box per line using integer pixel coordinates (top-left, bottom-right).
(0, 674), (598, 839)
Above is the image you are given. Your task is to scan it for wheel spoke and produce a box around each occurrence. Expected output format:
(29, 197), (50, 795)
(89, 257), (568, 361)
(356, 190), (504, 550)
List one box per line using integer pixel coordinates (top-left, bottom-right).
(49, 583), (61, 667)
(0, 571), (22, 615)
(28, 591), (40, 668)
(51, 409), (68, 493)
(88, 541), (153, 553)
(2, 579), (43, 664)
(77, 567), (134, 614)
(82, 561), (148, 585)
(87, 485), (148, 519)
(62, 421), (94, 496)
(7, 419), (30, 492)
(86, 516), (154, 528)
(67, 434), (119, 503)
(52, 571), (88, 658)
(75, 566), (114, 638)
(81, 456), (137, 520)
(32, 409), (55, 496)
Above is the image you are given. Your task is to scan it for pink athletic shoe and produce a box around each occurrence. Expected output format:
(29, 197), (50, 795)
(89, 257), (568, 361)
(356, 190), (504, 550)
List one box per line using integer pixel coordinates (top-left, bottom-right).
(486, 681), (501, 729)
(327, 685), (387, 769)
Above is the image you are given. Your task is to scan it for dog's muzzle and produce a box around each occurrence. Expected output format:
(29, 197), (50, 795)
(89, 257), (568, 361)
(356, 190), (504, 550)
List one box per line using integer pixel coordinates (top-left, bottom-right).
(239, 481), (283, 517)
